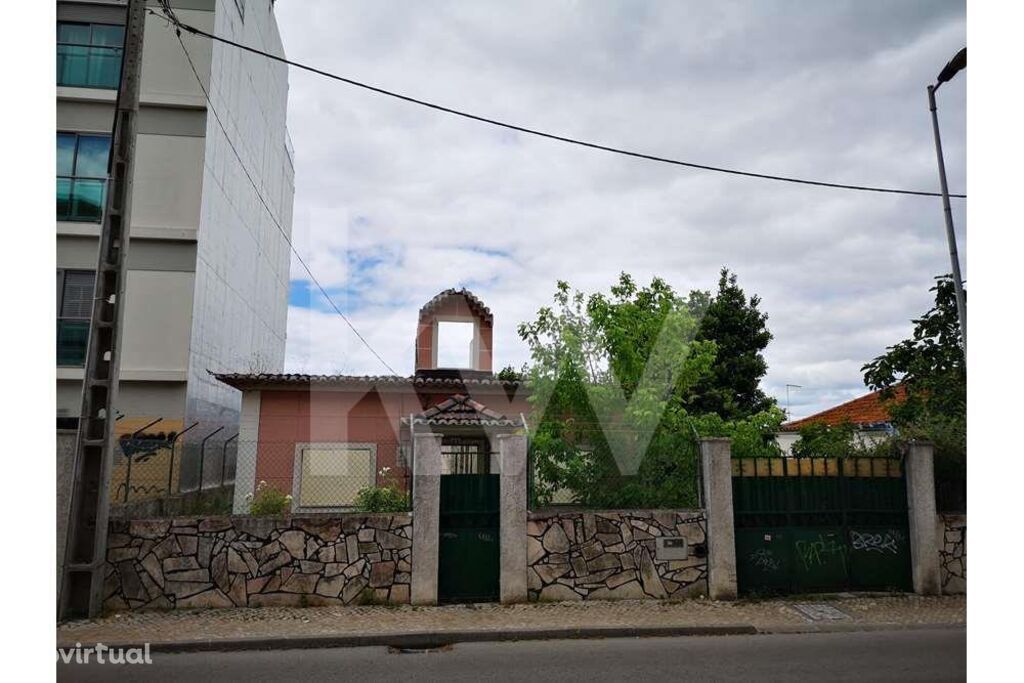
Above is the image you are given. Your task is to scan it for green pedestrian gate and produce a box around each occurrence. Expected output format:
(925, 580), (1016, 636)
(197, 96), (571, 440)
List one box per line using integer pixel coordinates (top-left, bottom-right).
(438, 474), (500, 603)
(732, 456), (912, 595)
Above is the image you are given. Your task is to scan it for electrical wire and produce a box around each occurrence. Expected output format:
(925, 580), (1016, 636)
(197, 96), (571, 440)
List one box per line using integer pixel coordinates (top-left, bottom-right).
(158, 6), (399, 376)
(159, 9), (965, 200)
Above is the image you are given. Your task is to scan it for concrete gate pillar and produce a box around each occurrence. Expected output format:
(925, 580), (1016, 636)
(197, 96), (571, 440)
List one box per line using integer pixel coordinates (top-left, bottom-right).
(411, 432), (443, 605)
(498, 433), (528, 604)
(905, 441), (941, 595)
(700, 438), (738, 600)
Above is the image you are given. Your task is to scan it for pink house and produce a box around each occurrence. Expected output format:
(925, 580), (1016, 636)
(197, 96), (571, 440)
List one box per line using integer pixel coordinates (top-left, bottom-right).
(215, 289), (531, 514)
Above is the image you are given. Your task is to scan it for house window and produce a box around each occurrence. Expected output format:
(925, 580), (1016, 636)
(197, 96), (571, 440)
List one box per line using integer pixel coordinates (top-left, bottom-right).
(295, 444), (376, 509)
(58, 133), (110, 222)
(57, 22), (124, 89)
(57, 270), (95, 367)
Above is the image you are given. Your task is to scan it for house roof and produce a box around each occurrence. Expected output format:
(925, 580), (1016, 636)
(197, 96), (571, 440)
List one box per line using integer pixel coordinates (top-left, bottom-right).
(419, 288), (493, 323)
(403, 394), (522, 428)
(780, 386), (906, 432)
(211, 371), (523, 393)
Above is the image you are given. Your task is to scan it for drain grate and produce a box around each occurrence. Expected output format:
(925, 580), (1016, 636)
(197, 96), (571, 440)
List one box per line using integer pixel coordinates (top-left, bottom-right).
(791, 603), (851, 622)
(388, 643), (454, 654)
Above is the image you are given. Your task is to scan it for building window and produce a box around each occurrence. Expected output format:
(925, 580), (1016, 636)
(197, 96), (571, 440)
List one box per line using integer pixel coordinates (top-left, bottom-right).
(58, 133), (110, 222)
(57, 22), (124, 89)
(294, 443), (376, 510)
(57, 270), (95, 367)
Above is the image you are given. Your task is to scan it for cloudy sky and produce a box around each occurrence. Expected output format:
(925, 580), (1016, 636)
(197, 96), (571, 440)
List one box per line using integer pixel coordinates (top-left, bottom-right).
(273, 0), (966, 420)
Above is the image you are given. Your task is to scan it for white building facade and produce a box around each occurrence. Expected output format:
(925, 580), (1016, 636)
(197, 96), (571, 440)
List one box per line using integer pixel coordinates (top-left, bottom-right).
(56, 0), (294, 491)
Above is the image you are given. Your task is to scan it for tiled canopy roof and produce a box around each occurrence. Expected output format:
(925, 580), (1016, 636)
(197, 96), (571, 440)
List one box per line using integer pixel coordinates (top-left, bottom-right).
(211, 371), (522, 391)
(418, 288), (493, 323)
(403, 394), (522, 428)
(780, 386), (907, 432)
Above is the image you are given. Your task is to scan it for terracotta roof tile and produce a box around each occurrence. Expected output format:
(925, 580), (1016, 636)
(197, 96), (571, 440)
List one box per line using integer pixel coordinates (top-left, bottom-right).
(210, 371), (522, 391)
(781, 386), (906, 432)
(418, 288), (493, 323)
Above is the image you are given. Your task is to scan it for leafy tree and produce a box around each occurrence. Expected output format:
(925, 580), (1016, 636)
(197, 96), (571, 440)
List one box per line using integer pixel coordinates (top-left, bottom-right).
(496, 364), (525, 382)
(687, 268), (775, 420)
(517, 273), (783, 508)
(862, 275), (966, 478)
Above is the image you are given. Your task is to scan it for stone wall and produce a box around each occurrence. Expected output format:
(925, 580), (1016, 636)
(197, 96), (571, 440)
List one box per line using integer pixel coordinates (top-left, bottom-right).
(938, 513), (966, 594)
(527, 510), (708, 601)
(103, 514), (412, 611)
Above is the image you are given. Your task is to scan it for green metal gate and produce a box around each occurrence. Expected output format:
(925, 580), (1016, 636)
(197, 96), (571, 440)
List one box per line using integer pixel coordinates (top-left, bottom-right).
(732, 456), (912, 595)
(438, 474), (500, 603)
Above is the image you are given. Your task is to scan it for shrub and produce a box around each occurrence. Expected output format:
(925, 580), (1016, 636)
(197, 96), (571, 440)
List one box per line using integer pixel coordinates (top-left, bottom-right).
(246, 480), (292, 516)
(354, 467), (409, 513)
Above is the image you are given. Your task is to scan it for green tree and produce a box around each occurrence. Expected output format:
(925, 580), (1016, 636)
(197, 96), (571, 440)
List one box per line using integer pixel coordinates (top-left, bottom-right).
(687, 268), (775, 420)
(862, 275), (966, 477)
(517, 273), (784, 508)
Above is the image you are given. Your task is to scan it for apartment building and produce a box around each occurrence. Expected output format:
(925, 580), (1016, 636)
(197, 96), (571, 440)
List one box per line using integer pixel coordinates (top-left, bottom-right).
(56, 0), (295, 493)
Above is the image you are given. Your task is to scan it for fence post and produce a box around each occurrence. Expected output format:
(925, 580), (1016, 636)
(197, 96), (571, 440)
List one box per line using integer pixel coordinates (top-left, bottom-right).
(411, 431), (443, 605)
(700, 437), (737, 600)
(498, 433), (528, 604)
(232, 391), (262, 514)
(905, 441), (941, 595)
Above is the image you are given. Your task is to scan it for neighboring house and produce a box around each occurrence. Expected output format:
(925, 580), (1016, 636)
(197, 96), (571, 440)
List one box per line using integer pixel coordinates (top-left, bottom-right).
(56, 0), (295, 491)
(214, 289), (531, 514)
(776, 386), (906, 455)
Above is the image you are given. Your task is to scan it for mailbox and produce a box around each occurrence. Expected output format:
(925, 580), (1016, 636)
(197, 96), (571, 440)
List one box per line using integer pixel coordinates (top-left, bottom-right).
(655, 536), (688, 560)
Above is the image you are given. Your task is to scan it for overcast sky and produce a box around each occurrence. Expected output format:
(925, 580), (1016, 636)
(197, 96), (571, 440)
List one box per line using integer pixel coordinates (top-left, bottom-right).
(273, 0), (966, 420)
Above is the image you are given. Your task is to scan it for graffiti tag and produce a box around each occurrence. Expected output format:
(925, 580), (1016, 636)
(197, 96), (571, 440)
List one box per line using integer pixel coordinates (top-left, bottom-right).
(850, 529), (904, 554)
(119, 431), (177, 462)
(795, 535), (847, 570)
(749, 548), (781, 572)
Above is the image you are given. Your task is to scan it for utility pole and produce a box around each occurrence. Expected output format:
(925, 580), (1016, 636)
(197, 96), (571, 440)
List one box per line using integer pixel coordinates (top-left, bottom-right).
(59, 0), (146, 620)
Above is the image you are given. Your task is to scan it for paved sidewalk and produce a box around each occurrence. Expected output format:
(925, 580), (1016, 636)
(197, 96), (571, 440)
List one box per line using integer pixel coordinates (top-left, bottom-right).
(57, 594), (964, 651)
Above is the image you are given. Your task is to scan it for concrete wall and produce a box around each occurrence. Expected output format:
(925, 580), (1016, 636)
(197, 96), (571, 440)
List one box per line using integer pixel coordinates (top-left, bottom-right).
(938, 513), (966, 594)
(103, 514), (412, 611)
(526, 510), (708, 601)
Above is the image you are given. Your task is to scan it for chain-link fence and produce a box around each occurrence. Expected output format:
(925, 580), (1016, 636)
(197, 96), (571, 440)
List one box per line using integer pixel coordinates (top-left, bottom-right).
(107, 432), (412, 516)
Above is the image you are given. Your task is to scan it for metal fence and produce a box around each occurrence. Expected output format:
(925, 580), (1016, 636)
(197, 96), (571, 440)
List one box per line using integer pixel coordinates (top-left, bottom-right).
(107, 432), (412, 515)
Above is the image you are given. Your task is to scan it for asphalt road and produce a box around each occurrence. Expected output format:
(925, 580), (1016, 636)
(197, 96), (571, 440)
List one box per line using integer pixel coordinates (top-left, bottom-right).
(57, 627), (965, 682)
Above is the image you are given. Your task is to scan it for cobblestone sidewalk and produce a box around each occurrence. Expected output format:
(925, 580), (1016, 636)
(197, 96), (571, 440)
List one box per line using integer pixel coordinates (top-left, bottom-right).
(58, 594), (965, 647)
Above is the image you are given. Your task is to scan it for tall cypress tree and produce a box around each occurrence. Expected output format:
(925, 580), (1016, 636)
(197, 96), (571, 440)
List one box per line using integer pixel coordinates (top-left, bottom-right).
(686, 268), (774, 419)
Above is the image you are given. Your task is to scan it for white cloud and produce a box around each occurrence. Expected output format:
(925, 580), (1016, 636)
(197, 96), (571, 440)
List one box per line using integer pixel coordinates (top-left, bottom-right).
(274, 0), (966, 418)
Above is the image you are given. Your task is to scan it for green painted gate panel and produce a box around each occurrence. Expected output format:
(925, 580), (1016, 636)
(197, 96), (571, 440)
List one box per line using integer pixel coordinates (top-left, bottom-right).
(735, 528), (791, 594)
(438, 474), (500, 603)
(846, 526), (912, 592)
(732, 456), (912, 595)
(790, 528), (849, 591)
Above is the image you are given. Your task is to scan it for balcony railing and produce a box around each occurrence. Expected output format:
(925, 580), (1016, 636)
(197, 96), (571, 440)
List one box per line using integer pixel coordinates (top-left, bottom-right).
(57, 44), (122, 89)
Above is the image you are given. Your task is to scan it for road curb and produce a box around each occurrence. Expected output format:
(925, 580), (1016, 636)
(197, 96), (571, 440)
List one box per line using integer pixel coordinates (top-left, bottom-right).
(58, 624), (758, 653)
(55, 621), (964, 654)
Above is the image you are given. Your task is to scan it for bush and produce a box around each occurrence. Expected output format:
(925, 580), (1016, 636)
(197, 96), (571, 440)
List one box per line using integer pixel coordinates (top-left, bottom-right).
(246, 480), (292, 516)
(354, 467), (409, 513)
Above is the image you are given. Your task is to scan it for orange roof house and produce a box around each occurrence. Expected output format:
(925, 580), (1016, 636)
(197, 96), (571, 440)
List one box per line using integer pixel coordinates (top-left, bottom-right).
(780, 386), (907, 432)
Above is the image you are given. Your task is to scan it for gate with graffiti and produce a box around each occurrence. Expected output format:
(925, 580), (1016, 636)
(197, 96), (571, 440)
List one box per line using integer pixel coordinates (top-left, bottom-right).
(732, 455), (912, 595)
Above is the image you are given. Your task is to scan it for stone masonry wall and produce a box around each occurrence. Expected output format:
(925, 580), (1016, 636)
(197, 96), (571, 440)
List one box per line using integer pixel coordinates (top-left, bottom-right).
(527, 510), (708, 601)
(104, 514), (412, 611)
(938, 513), (966, 594)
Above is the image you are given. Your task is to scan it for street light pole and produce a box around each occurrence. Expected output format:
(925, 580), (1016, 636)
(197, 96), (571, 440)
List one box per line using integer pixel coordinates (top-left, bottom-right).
(927, 48), (968, 361)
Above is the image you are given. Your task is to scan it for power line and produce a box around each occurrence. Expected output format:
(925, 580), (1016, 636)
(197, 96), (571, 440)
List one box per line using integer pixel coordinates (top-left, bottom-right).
(160, 10), (964, 200)
(157, 6), (398, 376)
